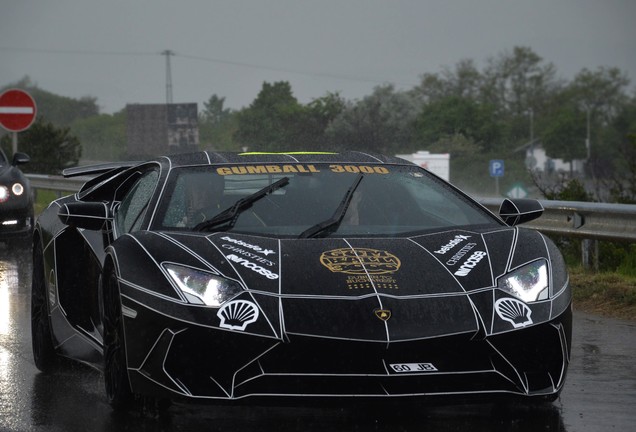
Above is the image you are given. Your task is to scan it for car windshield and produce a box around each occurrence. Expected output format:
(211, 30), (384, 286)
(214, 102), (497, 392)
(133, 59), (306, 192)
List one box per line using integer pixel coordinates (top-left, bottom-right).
(154, 163), (499, 237)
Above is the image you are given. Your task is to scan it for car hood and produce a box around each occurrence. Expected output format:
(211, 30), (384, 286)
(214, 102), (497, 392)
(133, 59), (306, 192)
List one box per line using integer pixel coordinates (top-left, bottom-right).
(118, 227), (558, 342)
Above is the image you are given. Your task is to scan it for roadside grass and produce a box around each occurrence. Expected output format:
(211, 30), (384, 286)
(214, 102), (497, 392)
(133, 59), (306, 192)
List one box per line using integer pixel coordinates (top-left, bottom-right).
(33, 189), (64, 214)
(569, 266), (636, 320)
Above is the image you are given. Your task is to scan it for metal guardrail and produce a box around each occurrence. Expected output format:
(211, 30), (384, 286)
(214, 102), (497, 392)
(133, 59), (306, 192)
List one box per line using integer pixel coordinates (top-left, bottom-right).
(26, 174), (636, 242)
(479, 198), (636, 242)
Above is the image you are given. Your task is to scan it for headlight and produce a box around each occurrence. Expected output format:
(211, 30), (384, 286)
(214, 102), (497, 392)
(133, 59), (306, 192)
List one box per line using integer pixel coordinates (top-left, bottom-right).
(12, 183), (24, 196)
(163, 263), (243, 307)
(0, 186), (8, 203)
(497, 260), (549, 302)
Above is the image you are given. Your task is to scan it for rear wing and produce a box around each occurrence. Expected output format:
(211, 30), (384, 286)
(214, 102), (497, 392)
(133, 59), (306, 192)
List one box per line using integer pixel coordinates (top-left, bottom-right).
(62, 162), (141, 178)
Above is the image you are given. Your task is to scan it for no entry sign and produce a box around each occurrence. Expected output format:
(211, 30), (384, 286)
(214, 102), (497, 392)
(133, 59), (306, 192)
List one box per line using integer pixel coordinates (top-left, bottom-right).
(0, 89), (37, 132)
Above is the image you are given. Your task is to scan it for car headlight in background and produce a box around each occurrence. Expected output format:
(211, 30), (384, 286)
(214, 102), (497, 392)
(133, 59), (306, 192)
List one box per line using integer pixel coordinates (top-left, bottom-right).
(163, 263), (243, 307)
(0, 186), (8, 203)
(12, 183), (24, 196)
(497, 259), (549, 303)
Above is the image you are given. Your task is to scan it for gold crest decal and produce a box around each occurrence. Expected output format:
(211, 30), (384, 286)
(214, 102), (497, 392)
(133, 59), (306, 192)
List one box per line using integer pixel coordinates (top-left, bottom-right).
(320, 248), (401, 275)
(374, 309), (392, 321)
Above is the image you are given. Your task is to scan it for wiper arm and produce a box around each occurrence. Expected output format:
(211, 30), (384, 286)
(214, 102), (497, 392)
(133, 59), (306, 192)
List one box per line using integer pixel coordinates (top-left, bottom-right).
(299, 173), (363, 238)
(195, 176), (290, 232)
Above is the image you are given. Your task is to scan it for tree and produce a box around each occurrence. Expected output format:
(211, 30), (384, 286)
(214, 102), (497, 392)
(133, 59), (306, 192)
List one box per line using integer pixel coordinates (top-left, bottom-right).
(199, 94), (239, 151)
(413, 59), (483, 104)
(201, 94), (232, 126)
(326, 85), (420, 154)
(2, 76), (99, 126)
(234, 81), (306, 152)
(541, 106), (588, 165)
(569, 67), (630, 125)
(0, 118), (81, 174)
(414, 96), (500, 151)
(71, 110), (126, 161)
(481, 46), (560, 117)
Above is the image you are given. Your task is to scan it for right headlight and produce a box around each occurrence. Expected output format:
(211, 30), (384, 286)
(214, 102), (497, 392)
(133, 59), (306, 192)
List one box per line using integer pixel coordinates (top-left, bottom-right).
(497, 259), (549, 303)
(163, 263), (243, 307)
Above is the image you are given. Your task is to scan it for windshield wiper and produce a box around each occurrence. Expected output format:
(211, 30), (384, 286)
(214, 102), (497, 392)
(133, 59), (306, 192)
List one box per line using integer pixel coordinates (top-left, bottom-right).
(299, 173), (363, 238)
(194, 176), (290, 232)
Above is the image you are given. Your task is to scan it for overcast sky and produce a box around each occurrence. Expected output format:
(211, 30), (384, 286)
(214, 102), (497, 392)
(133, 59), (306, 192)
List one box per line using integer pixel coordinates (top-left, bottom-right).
(1, 0), (635, 114)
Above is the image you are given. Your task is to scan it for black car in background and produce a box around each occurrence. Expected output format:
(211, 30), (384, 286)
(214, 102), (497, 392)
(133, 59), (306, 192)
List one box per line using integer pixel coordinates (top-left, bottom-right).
(0, 148), (33, 246)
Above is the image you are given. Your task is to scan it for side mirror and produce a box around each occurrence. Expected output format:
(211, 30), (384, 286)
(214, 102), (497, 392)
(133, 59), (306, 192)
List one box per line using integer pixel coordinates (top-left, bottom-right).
(58, 201), (111, 230)
(499, 198), (544, 226)
(12, 152), (30, 166)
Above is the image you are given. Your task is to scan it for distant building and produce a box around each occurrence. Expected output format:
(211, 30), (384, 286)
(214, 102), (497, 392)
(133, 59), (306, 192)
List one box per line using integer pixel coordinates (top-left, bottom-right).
(126, 103), (199, 158)
(516, 140), (585, 175)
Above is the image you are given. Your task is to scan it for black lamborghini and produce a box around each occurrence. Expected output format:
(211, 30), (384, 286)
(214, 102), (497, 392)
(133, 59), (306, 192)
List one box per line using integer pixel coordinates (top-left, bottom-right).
(31, 151), (571, 410)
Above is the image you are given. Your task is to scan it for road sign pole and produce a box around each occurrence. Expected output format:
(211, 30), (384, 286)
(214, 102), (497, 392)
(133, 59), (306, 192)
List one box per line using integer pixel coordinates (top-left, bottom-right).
(12, 131), (18, 155)
(495, 177), (499, 196)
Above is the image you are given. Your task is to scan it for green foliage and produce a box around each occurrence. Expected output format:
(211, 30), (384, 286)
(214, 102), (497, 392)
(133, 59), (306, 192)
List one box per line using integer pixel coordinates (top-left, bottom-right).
(541, 107), (588, 162)
(414, 96), (500, 151)
(234, 82), (305, 151)
(326, 85), (419, 154)
(2, 76), (99, 126)
(0, 118), (81, 174)
(617, 244), (636, 277)
(71, 110), (126, 161)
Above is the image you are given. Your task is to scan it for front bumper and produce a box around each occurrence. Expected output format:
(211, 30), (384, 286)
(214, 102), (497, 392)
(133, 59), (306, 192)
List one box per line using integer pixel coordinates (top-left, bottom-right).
(121, 292), (572, 402)
(0, 205), (33, 239)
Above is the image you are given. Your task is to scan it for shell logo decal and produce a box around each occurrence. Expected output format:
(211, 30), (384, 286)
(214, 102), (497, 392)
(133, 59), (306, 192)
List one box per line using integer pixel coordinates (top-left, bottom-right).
(217, 299), (259, 331)
(495, 298), (533, 328)
(320, 248), (401, 275)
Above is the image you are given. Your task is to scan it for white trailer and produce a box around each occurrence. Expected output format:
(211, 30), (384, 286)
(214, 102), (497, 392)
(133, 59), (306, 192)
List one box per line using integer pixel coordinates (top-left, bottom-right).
(396, 151), (450, 181)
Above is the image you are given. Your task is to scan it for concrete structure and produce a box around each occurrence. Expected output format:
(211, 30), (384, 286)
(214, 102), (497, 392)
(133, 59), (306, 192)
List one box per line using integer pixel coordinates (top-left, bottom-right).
(126, 103), (199, 158)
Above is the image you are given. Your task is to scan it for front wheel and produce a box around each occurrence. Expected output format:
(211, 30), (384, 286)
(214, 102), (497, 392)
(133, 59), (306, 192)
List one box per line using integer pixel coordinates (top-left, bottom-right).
(103, 267), (134, 410)
(31, 240), (57, 372)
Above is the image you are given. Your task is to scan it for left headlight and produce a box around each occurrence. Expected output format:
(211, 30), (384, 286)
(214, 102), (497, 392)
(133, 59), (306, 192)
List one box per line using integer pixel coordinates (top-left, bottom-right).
(12, 183), (24, 196)
(0, 186), (8, 202)
(497, 259), (549, 303)
(163, 263), (243, 307)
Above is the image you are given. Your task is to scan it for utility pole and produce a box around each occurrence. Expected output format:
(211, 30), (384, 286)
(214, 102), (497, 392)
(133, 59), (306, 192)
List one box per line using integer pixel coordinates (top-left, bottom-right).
(161, 50), (174, 104)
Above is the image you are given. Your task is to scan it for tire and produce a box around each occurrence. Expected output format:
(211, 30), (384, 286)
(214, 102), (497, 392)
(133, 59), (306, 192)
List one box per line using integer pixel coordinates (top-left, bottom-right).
(31, 240), (57, 372)
(103, 266), (134, 410)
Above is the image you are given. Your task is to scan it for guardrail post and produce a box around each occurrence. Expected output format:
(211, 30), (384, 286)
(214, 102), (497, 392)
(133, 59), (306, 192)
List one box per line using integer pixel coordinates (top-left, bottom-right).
(581, 239), (599, 271)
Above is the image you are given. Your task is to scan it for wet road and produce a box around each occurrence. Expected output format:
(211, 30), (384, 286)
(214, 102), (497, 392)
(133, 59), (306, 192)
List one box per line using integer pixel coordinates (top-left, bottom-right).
(1, 244), (635, 431)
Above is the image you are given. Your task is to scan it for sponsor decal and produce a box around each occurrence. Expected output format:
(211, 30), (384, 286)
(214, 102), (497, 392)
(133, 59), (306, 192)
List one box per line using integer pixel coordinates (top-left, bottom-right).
(346, 275), (398, 290)
(453, 251), (487, 277)
(434, 234), (471, 255)
(445, 242), (477, 266)
(328, 164), (389, 174)
(217, 299), (259, 331)
(215, 164), (390, 176)
(374, 309), (392, 321)
(495, 297), (533, 328)
(217, 164), (320, 176)
(389, 363), (438, 373)
(221, 236), (275, 256)
(221, 244), (275, 266)
(320, 248), (400, 275)
(226, 254), (279, 280)
(320, 248), (401, 290)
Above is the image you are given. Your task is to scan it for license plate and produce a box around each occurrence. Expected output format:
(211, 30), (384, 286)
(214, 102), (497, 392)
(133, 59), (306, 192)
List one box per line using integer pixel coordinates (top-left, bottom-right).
(389, 363), (438, 373)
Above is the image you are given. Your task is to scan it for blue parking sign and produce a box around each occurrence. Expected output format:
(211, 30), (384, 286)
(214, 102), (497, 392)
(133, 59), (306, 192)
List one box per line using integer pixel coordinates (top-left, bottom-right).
(489, 159), (504, 177)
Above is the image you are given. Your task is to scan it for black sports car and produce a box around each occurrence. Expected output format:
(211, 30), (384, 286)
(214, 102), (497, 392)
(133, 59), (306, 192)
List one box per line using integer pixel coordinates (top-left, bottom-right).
(0, 149), (33, 245)
(32, 151), (571, 410)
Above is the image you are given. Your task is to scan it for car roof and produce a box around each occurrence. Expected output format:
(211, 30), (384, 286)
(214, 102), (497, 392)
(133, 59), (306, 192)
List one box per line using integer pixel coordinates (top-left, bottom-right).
(162, 151), (411, 168)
